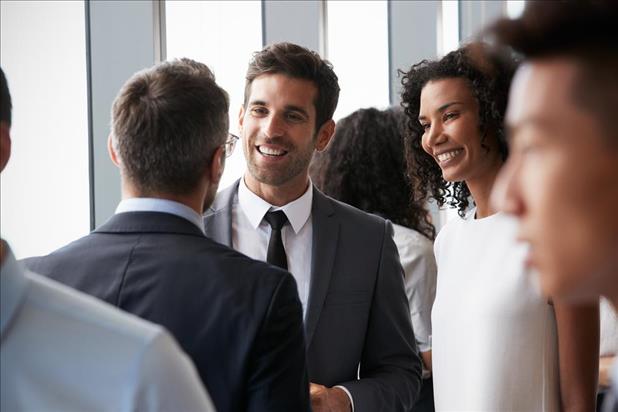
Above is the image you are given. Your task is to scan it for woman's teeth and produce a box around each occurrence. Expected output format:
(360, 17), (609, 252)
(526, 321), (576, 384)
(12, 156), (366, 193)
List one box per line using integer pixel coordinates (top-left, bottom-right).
(437, 149), (462, 164)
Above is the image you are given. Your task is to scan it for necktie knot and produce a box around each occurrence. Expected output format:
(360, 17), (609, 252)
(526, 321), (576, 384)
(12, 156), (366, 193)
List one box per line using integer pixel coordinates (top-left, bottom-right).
(264, 210), (288, 231)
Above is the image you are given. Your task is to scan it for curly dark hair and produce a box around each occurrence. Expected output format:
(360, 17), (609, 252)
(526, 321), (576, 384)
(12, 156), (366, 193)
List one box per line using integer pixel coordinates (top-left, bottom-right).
(400, 43), (517, 216)
(310, 107), (435, 240)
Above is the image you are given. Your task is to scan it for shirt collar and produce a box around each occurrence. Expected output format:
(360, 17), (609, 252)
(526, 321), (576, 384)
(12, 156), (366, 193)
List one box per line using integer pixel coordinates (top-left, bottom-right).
(115, 198), (205, 234)
(238, 177), (313, 234)
(1, 242), (30, 339)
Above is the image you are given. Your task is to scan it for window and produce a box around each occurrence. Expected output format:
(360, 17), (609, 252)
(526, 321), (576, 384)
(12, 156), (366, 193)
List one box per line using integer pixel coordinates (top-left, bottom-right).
(326, 0), (390, 121)
(506, 0), (526, 19)
(439, 0), (460, 56)
(1, 0), (90, 259)
(165, 0), (262, 190)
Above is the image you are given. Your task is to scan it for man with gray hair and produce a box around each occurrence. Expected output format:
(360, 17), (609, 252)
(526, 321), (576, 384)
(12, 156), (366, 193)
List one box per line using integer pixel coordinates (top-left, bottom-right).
(24, 59), (310, 412)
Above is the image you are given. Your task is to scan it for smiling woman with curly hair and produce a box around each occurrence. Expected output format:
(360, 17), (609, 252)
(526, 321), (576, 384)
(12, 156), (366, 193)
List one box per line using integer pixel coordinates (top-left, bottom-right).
(399, 42), (599, 412)
(401, 43), (513, 217)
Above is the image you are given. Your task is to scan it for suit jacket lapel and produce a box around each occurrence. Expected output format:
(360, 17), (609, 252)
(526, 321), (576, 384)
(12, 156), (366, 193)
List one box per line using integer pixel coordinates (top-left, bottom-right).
(305, 187), (339, 347)
(203, 180), (239, 247)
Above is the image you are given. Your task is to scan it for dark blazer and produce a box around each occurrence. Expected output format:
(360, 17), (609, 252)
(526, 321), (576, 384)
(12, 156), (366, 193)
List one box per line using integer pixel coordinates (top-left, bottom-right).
(204, 181), (423, 412)
(23, 211), (310, 412)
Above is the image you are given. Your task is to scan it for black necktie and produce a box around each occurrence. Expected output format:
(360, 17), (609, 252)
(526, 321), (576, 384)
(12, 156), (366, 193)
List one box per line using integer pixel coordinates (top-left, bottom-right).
(264, 210), (288, 270)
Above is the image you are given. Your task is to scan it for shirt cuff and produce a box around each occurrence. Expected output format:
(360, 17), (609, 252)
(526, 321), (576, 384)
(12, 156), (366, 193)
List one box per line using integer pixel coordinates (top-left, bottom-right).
(333, 385), (354, 412)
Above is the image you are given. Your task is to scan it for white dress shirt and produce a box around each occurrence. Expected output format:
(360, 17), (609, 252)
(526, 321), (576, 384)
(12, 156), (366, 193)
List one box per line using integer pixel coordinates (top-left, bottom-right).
(0, 242), (214, 412)
(116, 197), (205, 234)
(233, 178), (313, 318)
(232, 179), (356, 410)
(392, 223), (437, 379)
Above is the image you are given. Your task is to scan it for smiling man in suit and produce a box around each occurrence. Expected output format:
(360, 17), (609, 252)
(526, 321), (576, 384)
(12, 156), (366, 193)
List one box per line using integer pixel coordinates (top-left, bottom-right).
(23, 58), (309, 412)
(204, 42), (422, 412)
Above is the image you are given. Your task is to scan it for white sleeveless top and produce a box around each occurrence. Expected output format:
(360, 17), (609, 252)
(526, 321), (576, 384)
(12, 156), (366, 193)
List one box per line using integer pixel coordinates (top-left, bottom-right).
(431, 210), (560, 411)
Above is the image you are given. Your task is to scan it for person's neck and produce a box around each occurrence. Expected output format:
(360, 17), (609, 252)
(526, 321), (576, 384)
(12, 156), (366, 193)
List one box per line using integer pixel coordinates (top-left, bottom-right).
(465, 161), (503, 219)
(244, 173), (310, 207)
(121, 182), (204, 215)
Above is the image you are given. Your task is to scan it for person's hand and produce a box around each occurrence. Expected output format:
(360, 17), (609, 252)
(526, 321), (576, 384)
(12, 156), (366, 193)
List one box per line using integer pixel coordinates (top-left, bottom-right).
(310, 383), (351, 412)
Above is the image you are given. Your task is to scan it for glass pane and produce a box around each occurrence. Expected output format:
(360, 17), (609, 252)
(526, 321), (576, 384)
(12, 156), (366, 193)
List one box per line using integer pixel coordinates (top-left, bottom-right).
(1, 0), (90, 259)
(327, 0), (389, 121)
(165, 0), (262, 190)
(440, 0), (460, 56)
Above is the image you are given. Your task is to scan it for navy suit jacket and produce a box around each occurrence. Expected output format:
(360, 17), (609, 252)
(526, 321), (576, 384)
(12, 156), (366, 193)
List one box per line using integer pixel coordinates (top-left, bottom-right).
(23, 211), (310, 412)
(204, 182), (423, 411)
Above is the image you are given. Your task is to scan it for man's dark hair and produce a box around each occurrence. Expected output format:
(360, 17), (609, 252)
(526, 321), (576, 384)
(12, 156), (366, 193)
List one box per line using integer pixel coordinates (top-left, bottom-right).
(112, 58), (229, 196)
(0, 68), (12, 126)
(490, 0), (618, 143)
(399, 43), (517, 217)
(244, 42), (340, 130)
(311, 107), (435, 240)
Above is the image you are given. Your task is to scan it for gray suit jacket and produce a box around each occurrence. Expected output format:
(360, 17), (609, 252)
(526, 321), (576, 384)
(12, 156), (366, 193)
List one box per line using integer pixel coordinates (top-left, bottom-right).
(204, 181), (422, 411)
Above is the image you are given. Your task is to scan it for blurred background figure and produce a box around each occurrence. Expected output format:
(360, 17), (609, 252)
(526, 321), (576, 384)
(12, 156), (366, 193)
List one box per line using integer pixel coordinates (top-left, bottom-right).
(400, 42), (598, 411)
(311, 107), (437, 412)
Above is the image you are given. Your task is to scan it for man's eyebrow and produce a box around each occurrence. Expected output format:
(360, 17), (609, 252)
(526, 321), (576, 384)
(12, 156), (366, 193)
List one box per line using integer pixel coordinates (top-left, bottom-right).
(505, 117), (554, 141)
(284, 105), (309, 118)
(418, 101), (463, 121)
(246, 101), (309, 118)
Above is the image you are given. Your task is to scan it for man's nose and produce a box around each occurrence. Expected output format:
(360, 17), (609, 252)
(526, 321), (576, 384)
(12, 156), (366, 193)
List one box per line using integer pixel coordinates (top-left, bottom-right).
(491, 157), (524, 216)
(263, 114), (285, 138)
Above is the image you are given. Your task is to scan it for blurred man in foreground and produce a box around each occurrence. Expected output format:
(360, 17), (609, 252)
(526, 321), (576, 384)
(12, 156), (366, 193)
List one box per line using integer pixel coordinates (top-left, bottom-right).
(491, 2), (618, 410)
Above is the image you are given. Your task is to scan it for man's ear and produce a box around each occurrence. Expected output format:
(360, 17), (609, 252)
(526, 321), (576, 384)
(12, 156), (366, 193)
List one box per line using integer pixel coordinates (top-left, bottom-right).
(0, 122), (12, 173)
(209, 145), (226, 186)
(315, 119), (336, 152)
(238, 104), (246, 131)
(107, 134), (121, 167)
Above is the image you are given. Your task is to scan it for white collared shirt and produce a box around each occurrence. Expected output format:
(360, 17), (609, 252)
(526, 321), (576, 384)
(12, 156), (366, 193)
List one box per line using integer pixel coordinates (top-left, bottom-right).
(232, 179), (355, 410)
(0, 242), (214, 411)
(233, 177), (313, 319)
(116, 197), (205, 234)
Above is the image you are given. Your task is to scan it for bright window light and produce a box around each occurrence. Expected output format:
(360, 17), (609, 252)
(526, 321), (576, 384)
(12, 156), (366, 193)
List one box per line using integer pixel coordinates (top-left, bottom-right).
(439, 0), (460, 57)
(506, 0), (526, 19)
(1, 0), (90, 259)
(326, 0), (390, 121)
(166, 0), (262, 190)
